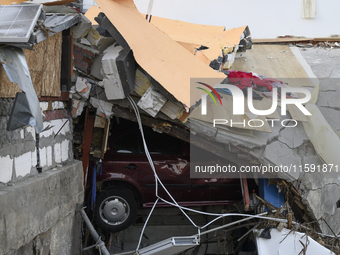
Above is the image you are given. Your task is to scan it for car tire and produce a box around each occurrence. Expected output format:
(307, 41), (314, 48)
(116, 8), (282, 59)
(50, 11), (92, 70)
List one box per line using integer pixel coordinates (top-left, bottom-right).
(94, 188), (137, 232)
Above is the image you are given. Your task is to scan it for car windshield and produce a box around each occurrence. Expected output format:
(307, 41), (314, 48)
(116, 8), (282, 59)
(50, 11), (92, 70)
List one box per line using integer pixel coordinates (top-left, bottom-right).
(112, 128), (184, 155)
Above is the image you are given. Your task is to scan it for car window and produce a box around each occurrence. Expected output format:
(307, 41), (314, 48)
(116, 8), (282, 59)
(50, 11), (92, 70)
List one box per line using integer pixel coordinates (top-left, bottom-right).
(112, 128), (184, 155)
(144, 129), (184, 155)
(112, 130), (143, 154)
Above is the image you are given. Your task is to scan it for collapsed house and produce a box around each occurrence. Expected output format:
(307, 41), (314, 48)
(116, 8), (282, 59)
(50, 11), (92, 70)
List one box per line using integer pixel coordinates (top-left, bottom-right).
(69, 0), (340, 254)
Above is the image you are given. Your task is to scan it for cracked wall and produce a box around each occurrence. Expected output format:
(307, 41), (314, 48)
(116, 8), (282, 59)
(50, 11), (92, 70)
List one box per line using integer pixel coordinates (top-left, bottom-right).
(0, 98), (73, 185)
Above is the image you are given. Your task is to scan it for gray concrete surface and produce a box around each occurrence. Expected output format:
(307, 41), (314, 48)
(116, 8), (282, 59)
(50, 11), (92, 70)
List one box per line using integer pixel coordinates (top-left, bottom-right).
(102, 206), (236, 255)
(298, 47), (340, 236)
(0, 160), (84, 255)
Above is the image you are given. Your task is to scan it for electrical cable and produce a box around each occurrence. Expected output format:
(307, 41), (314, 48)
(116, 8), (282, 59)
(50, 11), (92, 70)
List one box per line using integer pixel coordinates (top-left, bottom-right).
(125, 95), (339, 254)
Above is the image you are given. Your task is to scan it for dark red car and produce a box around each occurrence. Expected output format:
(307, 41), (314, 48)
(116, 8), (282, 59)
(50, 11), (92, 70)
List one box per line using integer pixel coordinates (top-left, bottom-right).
(90, 124), (243, 232)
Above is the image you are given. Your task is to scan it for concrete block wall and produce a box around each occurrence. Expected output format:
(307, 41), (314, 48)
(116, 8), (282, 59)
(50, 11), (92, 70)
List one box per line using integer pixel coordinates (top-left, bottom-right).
(0, 98), (73, 184)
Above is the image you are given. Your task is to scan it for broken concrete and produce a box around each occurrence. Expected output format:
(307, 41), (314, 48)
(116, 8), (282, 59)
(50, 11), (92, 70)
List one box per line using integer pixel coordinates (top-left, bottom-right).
(137, 85), (168, 117)
(298, 48), (340, 235)
(101, 44), (125, 100)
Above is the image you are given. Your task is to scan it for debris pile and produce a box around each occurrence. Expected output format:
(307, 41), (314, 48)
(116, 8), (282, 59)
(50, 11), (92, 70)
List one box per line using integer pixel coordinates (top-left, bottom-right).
(70, 8), (252, 160)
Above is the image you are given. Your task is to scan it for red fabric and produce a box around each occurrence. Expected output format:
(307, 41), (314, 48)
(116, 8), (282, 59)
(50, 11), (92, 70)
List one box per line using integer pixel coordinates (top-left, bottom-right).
(227, 71), (283, 91)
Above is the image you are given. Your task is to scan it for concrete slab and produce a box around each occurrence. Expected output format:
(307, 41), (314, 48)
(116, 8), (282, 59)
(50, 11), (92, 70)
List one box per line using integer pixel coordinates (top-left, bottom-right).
(0, 160), (83, 255)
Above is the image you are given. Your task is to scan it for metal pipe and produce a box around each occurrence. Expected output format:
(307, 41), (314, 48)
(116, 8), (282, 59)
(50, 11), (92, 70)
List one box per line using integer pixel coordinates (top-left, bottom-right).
(195, 212), (268, 237)
(79, 208), (110, 255)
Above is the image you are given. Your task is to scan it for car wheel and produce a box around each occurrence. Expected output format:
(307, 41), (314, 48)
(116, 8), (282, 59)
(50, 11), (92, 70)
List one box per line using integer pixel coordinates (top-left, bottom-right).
(94, 188), (137, 232)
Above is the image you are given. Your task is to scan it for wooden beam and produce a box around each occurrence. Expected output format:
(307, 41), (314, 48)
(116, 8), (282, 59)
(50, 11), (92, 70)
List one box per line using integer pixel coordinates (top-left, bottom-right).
(82, 108), (95, 187)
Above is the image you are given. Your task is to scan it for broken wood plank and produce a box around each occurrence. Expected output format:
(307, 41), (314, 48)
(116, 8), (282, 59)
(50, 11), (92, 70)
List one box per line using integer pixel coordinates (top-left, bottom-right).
(82, 108), (96, 187)
(252, 38), (314, 43)
(232, 45), (314, 87)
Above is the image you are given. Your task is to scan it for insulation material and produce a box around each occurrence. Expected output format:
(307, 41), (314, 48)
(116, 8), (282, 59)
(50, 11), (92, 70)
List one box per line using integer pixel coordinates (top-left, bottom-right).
(95, 0), (226, 110)
(0, 32), (62, 98)
(134, 68), (151, 96)
(137, 85), (167, 117)
(302, 0), (316, 19)
(86, 27), (103, 47)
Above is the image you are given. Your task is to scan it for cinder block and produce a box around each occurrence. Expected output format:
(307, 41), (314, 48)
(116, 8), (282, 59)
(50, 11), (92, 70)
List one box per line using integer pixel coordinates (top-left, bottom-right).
(0, 155), (13, 183)
(51, 101), (65, 110)
(40, 121), (53, 138)
(103, 75), (125, 100)
(54, 119), (70, 136)
(54, 143), (61, 163)
(31, 149), (37, 167)
(61, 140), (69, 162)
(75, 77), (92, 99)
(90, 54), (104, 80)
(39, 147), (47, 167)
(102, 44), (123, 75)
(72, 15), (92, 40)
(15, 152), (31, 178)
(137, 85), (167, 117)
(47, 146), (52, 167)
(97, 37), (115, 54)
(72, 99), (86, 118)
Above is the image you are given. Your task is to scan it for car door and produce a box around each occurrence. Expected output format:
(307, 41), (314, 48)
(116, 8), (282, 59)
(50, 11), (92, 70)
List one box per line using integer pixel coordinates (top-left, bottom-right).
(103, 128), (192, 206)
(189, 145), (243, 204)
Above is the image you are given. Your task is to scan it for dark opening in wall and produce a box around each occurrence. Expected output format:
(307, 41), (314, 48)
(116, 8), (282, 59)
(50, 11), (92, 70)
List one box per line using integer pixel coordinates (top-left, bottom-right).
(336, 199), (340, 208)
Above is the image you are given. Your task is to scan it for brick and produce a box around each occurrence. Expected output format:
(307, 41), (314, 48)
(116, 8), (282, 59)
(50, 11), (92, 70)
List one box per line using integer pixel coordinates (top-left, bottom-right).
(82, 56), (93, 66)
(43, 109), (70, 121)
(73, 52), (83, 60)
(81, 48), (87, 54)
(73, 59), (81, 66)
(87, 51), (95, 58)
(74, 45), (82, 53)
(75, 61), (89, 71)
